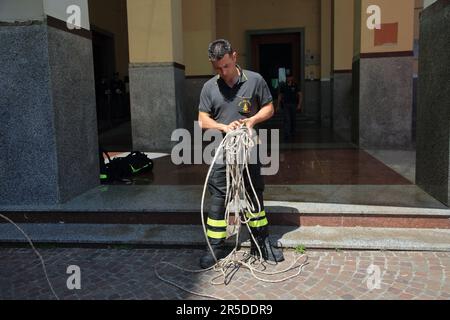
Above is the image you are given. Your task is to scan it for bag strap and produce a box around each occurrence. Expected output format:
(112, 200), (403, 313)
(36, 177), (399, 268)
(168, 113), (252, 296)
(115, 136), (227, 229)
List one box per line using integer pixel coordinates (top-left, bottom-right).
(100, 147), (112, 163)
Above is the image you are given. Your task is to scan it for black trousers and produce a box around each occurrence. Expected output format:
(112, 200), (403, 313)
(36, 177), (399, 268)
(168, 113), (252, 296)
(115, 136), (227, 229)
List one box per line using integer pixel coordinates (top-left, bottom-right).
(206, 158), (268, 245)
(283, 103), (297, 139)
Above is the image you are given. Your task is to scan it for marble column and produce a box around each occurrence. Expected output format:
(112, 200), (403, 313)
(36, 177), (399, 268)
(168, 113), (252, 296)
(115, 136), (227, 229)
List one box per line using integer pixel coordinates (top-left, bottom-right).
(416, 0), (450, 206)
(332, 0), (354, 141)
(332, 72), (353, 141)
(127, 0), (185, 152)
(0, 5), (98, 205)
(355, 54), (414, 149)
(352, 0), (415, 149)
(129, 62), (186, 151)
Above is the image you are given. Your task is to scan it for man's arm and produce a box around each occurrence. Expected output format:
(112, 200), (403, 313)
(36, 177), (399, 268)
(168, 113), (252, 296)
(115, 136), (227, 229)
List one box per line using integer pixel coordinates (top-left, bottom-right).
(239, 103), (275, 130)
(198, 112), (242, 133)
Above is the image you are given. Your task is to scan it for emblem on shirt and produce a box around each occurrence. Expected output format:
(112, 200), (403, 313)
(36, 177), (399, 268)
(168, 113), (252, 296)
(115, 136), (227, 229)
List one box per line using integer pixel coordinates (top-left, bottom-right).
(238, 98), (252, 115)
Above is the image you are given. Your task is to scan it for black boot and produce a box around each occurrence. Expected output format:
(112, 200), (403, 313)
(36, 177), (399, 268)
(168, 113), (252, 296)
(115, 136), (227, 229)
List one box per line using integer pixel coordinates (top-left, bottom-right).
(250, 228), (284, 263)
(199, 243), (232, 269)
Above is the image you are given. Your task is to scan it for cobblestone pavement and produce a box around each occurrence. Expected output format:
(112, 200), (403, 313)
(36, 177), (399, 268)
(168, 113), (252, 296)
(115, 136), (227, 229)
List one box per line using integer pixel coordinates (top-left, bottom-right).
(0, 247), (449, 300)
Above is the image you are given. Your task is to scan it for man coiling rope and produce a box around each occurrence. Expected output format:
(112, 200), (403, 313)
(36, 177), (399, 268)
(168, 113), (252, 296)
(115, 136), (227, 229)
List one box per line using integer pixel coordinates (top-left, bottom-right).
(155, 39), (308, 299)
(197, 39), (286, 269)
(199, 124), (309, 275)
(200, 124), (269, 268)
(155, 125), (309, 300)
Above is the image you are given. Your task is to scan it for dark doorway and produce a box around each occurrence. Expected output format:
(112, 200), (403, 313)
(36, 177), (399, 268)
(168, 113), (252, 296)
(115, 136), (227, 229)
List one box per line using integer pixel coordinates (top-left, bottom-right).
(92, 29), (116, 86)
(250, 32), (302, 103)
(92, 28), (116, 133)
(259, 43), (292, 100)
(92, 27), (131, 135)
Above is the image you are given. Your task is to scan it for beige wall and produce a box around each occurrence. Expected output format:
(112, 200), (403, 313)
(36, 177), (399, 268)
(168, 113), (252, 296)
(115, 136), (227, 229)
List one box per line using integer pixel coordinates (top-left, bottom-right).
(0, 0), (45, 22)
(414, 0), (423, 39)
(357, 0), (415, 54)
(127, 0), (183, 65)
(216, 0), (321, 79)
(171, 0), (183, 64)
(182, 0), (216, 76)
(413, 0), (424, 75)
(89, 0), (129, 77)
(321, 0), (332, 79)
(334, 0), (354, 70)
(353, 0), (362, 57)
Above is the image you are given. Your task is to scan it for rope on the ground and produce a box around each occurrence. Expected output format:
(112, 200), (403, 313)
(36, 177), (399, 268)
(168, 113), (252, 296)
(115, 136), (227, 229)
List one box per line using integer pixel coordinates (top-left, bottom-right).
(155, 125), (309, 300)
(0, 213), (60, 300)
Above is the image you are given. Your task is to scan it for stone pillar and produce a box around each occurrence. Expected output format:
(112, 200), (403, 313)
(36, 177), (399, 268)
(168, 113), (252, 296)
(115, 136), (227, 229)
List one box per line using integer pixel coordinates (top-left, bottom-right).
(332, 0), (354, 141)
(352, 0), (415, 149)
(320, 0), (332, 128)
(0, 0), (99, 205)
(127, 0), (185, 152)
(183, 0), (216, 135)
(416, 0), (450, 206)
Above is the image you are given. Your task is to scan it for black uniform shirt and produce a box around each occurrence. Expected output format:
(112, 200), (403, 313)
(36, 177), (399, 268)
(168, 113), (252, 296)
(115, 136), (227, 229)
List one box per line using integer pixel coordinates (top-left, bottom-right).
(199, 65), (273, 127)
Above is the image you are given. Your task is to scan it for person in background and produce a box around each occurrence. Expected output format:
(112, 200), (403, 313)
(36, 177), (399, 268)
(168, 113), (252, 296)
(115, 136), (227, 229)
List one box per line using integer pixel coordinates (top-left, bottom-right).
(278, 73), (303, 142)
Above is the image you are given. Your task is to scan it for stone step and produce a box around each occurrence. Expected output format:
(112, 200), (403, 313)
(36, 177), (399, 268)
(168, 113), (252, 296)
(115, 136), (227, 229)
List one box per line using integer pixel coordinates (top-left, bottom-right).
(0, 223), (449, 252)
(1, 185), (449, 229)
(1, 206), (449, 229)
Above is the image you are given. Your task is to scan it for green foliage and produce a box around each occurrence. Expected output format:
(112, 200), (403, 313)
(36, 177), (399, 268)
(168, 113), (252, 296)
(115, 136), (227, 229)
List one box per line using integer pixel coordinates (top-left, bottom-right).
(295, 244), (306, 254)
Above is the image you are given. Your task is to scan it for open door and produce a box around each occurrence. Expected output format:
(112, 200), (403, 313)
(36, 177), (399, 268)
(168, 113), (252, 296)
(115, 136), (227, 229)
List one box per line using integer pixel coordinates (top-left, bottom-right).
(250, 33), (302, 102)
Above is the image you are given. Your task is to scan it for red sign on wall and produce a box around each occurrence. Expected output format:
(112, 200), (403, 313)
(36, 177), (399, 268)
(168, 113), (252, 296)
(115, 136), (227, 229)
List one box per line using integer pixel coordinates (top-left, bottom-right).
(374, 23), (398, 46)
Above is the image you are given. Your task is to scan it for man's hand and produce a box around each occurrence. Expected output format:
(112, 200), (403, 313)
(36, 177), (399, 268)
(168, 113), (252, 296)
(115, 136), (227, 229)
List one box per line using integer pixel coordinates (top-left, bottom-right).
(239, 118), (256, 130)
(223, 120), (243, 133)
(238, 118), (257, 137)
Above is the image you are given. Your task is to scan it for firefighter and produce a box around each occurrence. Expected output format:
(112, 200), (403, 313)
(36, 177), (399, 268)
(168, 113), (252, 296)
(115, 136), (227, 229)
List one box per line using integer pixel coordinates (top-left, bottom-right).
(198, 39), (284, 269)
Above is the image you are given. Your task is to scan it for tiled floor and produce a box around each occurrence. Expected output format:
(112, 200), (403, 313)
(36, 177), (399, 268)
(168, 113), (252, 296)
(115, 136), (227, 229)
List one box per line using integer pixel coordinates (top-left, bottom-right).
(1, 247), (448, 300)
(92, 120), (445, 210)
(100, 122), (412, 186)
(103, 149), (412, 186)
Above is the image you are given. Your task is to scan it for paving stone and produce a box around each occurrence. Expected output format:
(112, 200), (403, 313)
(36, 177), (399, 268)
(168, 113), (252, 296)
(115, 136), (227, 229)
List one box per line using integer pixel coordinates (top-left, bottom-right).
(0, 248), (448, 300)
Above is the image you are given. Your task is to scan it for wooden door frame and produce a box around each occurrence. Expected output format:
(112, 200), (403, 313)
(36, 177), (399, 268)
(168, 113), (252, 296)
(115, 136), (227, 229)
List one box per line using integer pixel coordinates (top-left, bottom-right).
(246, 28), (306, 98)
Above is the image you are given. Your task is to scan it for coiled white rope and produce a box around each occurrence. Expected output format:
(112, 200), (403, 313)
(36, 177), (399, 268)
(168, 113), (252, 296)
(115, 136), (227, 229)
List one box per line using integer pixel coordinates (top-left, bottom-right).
(155, 125), (309, 300)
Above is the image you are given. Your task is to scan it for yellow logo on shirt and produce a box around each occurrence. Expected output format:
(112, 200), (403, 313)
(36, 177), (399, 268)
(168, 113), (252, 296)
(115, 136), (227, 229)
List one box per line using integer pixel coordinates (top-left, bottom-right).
(238, 99), (252, 114)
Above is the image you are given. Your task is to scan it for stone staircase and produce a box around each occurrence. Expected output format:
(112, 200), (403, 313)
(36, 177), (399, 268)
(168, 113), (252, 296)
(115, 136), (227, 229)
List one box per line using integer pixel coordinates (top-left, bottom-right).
(1, 184), (449, 251)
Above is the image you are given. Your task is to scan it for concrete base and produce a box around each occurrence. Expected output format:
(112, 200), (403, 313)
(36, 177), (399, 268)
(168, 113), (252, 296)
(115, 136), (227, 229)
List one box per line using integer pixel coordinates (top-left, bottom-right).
(0, 183), (448, 214)
(0, 23), (99, 205)
(412, 76), (418, 147)
(356, 56), (414, 150)
(332, 73), (353, 141)
(304, 80), (321, 121)
(129, 63), (186, 152)
(416, 0), (450, 206)
(0, 223), (449, 252)
(184, 76), (211, 134)
(320, 80), (332, 128)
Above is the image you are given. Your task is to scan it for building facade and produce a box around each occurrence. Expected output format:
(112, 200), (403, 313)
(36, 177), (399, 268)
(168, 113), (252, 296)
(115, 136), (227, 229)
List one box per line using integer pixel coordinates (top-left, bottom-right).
(1, 0), (449, 207)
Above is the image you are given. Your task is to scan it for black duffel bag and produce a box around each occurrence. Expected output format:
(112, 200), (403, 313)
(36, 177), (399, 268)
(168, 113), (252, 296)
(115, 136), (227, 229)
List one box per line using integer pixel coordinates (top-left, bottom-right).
(100, 148), (153, 182)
